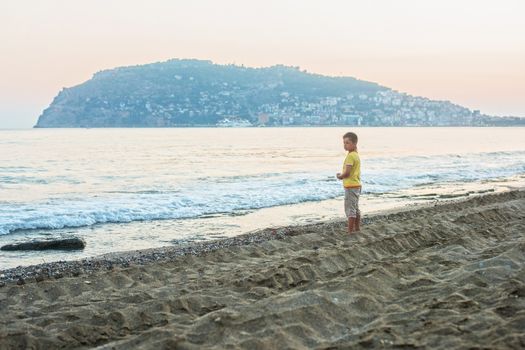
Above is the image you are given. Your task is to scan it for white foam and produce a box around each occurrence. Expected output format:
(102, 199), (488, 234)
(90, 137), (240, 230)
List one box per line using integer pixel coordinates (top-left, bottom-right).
(1, 151), (524, 235)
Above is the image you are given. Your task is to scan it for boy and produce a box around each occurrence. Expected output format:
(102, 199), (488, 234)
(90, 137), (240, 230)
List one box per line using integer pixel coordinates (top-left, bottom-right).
(336, 132), (361, 233)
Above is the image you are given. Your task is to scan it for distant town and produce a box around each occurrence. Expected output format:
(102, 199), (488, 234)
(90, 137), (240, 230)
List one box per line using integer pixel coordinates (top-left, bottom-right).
(35, 59), (524, 128)
(215, 89), (490, 127)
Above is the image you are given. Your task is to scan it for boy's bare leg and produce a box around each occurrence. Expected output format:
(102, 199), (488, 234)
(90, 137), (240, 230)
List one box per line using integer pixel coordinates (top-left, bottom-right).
(354, 214), (361, 232)
(348, 217), (356, 233)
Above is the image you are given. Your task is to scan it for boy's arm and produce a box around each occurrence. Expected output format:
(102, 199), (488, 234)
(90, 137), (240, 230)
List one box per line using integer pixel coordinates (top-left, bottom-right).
(337, 164), (352, 179)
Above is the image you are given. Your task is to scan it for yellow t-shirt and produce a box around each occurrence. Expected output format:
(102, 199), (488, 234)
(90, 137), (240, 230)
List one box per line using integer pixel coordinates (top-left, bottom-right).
(342, 151), (361, 188)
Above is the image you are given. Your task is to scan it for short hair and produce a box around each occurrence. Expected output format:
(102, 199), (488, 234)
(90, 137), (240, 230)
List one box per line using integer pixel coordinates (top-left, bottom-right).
(343, 132), (358, 144)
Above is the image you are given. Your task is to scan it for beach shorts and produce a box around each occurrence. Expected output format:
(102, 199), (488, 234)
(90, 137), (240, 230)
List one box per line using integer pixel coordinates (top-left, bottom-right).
(344, 188), (361, 218)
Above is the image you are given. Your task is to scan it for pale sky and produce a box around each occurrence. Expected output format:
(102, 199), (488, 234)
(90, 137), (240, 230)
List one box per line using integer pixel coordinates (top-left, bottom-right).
(1, 0), (524, 128)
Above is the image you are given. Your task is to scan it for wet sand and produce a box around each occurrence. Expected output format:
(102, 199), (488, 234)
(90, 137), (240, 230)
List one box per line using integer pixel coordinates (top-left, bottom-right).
(1, 190), (524, 349)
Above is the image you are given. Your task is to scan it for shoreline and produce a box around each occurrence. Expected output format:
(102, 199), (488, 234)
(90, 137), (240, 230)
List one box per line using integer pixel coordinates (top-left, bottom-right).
(1, 188), (521, 285)
(1, 179), (512, 271)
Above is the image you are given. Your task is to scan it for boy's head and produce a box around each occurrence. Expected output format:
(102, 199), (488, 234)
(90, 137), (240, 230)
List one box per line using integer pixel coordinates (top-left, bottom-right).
(343, 132), (358, 152)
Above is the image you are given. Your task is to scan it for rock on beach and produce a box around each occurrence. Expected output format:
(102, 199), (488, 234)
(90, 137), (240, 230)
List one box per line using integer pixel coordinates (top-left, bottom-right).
(1, 238), (86, 251)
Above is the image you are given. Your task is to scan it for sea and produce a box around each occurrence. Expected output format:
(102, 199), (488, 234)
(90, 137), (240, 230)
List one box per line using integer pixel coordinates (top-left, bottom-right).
(1, 127), (524, 269)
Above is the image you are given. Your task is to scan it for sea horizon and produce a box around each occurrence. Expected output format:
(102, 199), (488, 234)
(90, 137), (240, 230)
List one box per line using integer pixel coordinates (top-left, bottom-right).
(3, 125), (525, 132)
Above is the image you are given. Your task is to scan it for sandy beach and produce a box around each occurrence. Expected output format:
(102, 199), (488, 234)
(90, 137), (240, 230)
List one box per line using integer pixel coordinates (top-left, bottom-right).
(1, 189), (524, 349)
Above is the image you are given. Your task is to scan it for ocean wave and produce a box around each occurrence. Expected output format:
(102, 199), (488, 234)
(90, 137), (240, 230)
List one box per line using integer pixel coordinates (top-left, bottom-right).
(0, 174), (342, 235)
(1, 150), (525, 235)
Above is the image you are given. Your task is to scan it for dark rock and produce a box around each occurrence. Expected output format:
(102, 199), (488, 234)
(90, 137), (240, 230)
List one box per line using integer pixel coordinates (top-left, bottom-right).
(1, 238), (86, 251)
(17, 278), (25, 285)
